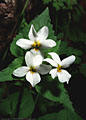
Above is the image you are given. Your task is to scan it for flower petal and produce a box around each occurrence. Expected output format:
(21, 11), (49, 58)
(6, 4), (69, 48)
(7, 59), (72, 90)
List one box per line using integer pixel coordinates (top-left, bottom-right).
(16, 39), (33, 50)
(26, 72), (41, 87)
(37, 26), (48, 40)
(30, 49), (44, 61)
(43, 58), (57, 67)
(57, 70), (71, 84)
(33, 55), (43, 66)
(25, 51), (43, 67)
(62, 55), (76, 68)
(48, 52), (61, 64)
(37, 64), (51, 75)
(28, 24), (37, 41)
(25, 51), (34, 67)
(41, 39), (56, 48)
(49, 68), (57, 79)
(13, 66), (28, 77)
(30, 49), (42, 55)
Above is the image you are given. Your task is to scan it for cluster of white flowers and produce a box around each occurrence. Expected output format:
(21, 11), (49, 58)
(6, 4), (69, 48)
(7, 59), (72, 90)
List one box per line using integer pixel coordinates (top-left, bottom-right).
(13, 25), (76, 87)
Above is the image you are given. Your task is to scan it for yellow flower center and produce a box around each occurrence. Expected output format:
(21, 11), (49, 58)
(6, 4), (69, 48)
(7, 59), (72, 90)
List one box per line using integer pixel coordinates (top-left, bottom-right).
(32, 40), (41, 51)
(57, 64), (62, 72)
(29, 66), (36, 74)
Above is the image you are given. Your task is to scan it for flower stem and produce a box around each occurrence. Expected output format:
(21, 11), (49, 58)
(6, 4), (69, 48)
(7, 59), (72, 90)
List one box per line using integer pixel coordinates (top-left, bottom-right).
(30, 92), (40, 118)
(20, 0), (30, 17)
(57, 40), (61, 51)
(34, 93), (40, 106)
(15, 83), (24, 118)
(1, 47), (8, 61)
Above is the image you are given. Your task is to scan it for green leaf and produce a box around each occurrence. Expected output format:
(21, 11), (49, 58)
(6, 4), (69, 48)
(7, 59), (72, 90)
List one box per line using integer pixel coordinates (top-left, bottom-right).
(79, 64), (86, 77)
(43, 0), (77, 10)
(43, 0), (52, 4)
(18, 88), (34, 118)
(0, 88), (34, 118)
(0, 92), (19, 116)
(0, 57), (24, 82)
(38, 109), (82, 120)
(0, 87), (5, 99)
(68, 29), (86, 43)
(35, 76), (74, 112)
(10, 33), (24, 57)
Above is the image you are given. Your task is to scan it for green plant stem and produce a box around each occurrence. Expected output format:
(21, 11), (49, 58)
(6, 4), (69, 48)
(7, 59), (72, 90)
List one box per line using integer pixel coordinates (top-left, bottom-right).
(8, 0), (29, 44)
(1, 48), (8, 61)
(57, 40), (61, 51)
(34, 93), (40, 106)
(15, 83), (24, 118)
(30, 92), (40, 118)
(64, 12), (71, 41)
(20, 0), (30, 17)
(55, 12), (58, 34)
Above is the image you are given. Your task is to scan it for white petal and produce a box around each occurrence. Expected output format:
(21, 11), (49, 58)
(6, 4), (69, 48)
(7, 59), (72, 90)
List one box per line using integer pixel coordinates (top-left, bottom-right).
(30, 49), (44, 61)
(16, 39), (33, 50)
(48, 52), (61, 64)
(49, 68), (57, 79)
(43, 58), (57, 67)
(25, 51), (43, 67)
(28, 24), (37, 41)
(37, 26), (48, 40)
(33, 55), (43, 66)
(26, 72), (41, 87)
(13, 66), (28, 77)
(41, 39), (56, 48)
(25, 51), (34, 67)
(62, 55), (76, 68)
(57, 70), (71, 84)
(37, 64), (52, 75)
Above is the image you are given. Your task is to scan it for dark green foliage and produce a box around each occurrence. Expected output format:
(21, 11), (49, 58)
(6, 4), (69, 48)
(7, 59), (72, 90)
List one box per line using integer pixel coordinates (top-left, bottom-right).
(58, 41), (83, 64)
(0, 88), (34, 117)
(43, 0), (77, 10)
(18, 88), (34, 118)
(0, 6), (84, 119)
(79, 64), (86, 77)
(10, 33), (24, 57)
(36, 76), (74, 112)
(38, 109), (82, 120)
(0, 57), (24, 82)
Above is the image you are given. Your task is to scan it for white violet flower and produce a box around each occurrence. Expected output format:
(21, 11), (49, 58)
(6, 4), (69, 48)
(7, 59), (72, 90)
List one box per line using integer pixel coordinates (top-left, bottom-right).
(44, 52), (76, 84)
(13, 51), (51, 87)
(16, 25), (56, 54)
